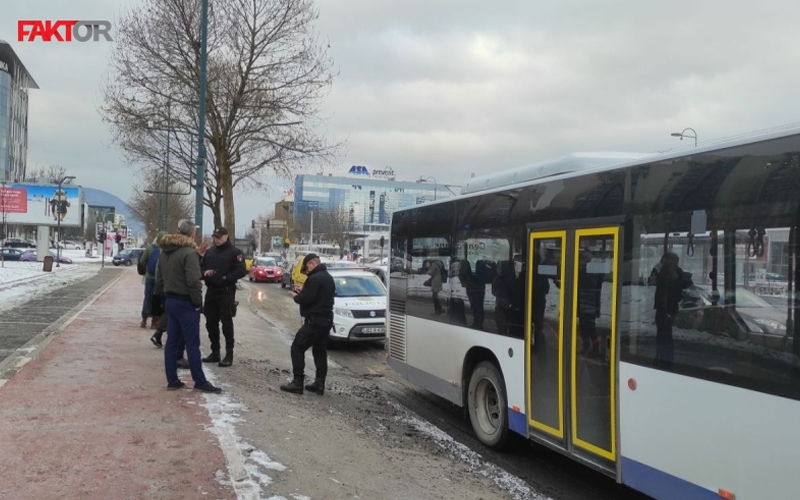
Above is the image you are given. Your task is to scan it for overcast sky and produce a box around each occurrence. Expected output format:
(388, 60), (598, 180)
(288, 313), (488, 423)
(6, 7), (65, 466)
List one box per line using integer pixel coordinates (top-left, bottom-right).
(4, 0), (800, 236)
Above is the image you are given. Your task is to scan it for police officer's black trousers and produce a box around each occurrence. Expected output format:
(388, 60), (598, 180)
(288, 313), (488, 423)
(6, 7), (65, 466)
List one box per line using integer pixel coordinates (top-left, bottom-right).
(291, 318), (331, 380)
(204, 287), (235, 354)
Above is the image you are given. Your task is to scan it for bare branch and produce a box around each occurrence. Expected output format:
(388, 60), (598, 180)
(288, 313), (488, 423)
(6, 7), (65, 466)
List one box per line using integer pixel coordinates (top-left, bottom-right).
(101, 0), (342, 233)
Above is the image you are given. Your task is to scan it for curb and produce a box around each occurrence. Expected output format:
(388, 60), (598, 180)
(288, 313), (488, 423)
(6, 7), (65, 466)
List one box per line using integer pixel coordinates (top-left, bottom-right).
(0, 271), (125, 384)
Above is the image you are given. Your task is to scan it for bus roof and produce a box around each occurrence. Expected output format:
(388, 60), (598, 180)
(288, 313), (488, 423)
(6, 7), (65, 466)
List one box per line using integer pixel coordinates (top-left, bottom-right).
(395, 124), (800, 212)
(460, 152), (648, 195)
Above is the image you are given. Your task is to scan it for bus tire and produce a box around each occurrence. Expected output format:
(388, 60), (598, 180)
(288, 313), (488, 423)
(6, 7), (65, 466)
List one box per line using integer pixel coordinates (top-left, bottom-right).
(467, 361), (509, 450)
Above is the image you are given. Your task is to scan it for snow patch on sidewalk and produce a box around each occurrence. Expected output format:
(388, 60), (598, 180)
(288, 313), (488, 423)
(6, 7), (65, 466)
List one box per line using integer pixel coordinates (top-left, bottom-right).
(389, 401), (551, 500)
(199, 372), (303, 500)
(0, 262), (100, 312)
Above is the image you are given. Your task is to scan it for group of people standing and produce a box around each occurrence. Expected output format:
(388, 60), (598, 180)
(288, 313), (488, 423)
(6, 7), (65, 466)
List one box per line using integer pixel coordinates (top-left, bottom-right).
(137, 223), (336, 396)
(139, 222), (245, 392)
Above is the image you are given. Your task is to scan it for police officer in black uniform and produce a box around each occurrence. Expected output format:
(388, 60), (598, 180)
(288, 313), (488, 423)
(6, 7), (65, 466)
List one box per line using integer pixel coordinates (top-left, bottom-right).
(280, 253), (335, 395)
(200, 227), (247, 367)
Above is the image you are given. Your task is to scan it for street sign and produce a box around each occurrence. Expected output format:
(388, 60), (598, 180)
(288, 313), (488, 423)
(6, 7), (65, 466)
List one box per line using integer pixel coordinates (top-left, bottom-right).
(269, 219), (287, 228)
(284, 237), (291, 244)
(271, 236), (283, 249)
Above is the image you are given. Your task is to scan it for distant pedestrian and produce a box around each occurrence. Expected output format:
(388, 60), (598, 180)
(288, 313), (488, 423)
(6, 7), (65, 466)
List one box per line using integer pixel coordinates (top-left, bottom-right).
(200, 227), (247, 367)
(157, 219), (221, 393)
(280, 253), (335, 395)
(139, 231), (166, 329)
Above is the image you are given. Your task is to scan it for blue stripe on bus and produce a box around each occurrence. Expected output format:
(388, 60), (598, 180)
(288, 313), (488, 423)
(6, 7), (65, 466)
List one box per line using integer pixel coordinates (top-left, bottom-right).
(508, 407), (526, 435)
(621, 457), (719, 500)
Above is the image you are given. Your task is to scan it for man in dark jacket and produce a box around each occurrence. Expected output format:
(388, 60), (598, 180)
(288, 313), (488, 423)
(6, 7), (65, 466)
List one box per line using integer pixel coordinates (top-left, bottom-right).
(280, 253), (335, 395)
(200, 226), (247, 367)
(157, 219), (221, 393)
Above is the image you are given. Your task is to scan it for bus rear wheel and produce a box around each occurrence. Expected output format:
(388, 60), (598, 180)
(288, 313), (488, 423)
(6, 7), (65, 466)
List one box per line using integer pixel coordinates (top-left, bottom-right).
(467, 361), (509, 450)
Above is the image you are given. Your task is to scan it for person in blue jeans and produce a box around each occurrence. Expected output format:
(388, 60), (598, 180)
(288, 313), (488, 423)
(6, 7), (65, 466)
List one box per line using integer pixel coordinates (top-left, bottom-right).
(156, 219), (220, 393)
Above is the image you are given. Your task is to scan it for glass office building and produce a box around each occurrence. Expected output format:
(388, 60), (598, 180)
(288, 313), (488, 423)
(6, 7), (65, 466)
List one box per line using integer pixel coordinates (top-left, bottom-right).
(0, 41), (38, 182)
(294, 170), (455, 232)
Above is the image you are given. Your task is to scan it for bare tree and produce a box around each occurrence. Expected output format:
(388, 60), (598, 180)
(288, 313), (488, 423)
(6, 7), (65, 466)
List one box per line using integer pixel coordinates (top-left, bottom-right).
(317, 206), (350, 257)
(128, 176), (195, 242)
(24, 165), (74, 184)
(102, 0), (339, 233)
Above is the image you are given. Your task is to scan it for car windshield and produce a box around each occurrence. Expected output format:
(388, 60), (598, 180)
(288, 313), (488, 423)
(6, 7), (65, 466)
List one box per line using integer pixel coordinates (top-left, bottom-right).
(690, 286), (772, 309)
(255, 258), (277, 267)
(333, 275), (385, 297)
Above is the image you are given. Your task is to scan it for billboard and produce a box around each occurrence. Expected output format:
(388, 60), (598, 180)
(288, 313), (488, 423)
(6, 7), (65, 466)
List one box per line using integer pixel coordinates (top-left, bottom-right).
(0, 183), (82, 227)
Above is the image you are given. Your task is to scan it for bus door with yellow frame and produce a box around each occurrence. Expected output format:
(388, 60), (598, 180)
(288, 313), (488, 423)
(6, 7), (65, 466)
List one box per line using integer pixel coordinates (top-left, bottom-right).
(526, 221), (621, 474)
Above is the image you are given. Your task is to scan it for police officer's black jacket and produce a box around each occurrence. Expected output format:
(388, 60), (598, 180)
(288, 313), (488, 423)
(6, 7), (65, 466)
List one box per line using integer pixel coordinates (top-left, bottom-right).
(201, 239), (247, 289)
(293, 263), (335, 319)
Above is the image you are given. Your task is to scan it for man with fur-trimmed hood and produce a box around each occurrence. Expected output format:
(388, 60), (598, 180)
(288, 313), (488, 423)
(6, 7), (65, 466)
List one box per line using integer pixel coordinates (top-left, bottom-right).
(157, 219), (221, 393)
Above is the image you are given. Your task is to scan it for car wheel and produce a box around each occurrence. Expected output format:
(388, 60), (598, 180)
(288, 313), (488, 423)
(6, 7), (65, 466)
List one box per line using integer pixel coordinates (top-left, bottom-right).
(281, 282), (286, 288)
(249, 276), (253, 281)
(125, 260), (132, 266)
(113, 262), (120, 266)
(467, 361), (510, 450)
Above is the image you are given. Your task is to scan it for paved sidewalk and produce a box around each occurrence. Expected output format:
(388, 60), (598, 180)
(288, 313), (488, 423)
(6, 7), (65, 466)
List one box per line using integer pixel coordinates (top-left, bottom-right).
(0, 270), (234, 500)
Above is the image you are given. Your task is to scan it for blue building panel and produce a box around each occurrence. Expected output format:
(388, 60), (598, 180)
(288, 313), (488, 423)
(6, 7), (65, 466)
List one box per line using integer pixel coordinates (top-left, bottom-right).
(293, 173), (454, 232)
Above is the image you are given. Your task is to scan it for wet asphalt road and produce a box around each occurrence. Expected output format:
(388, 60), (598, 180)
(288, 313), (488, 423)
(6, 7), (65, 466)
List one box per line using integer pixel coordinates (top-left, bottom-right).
(242, 278), (655, 500)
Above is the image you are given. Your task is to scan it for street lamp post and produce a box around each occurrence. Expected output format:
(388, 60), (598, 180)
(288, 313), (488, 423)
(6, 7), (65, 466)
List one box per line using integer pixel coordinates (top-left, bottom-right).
(55, 175), (76, 267)
(419, 176), (437, 200)
(194, 0), (210, 242)
(671, 127), (698, 147)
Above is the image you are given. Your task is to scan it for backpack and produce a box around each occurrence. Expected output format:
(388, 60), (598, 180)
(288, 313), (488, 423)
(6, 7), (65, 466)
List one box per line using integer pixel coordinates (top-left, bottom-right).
(436, 260), (448, 283)
(137, 250), (147, 275)
(146, 244), (160, 276)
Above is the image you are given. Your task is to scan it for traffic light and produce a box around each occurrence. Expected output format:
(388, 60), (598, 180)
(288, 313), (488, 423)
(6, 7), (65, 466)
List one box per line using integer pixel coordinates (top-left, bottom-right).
(97, 231), (106, 243)
(267, 221), (271, 229)
(251, 220), (255, 229)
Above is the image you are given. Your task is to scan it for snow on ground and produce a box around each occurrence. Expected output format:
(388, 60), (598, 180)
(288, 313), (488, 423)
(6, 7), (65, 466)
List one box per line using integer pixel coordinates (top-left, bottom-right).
(0, 261), (101, 313)
(388, 400), (551, 500)
(199, 370), (300, 500)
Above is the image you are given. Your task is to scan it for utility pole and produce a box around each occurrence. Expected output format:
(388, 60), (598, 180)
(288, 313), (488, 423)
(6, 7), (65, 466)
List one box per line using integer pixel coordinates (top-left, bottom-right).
(55, 175), (76, 267)
(309, 211), (314, 245)
(194, 0), (209, 242)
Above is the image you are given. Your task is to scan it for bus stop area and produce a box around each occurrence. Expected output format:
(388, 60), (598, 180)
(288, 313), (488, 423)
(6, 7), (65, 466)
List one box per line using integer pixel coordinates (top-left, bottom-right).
(0, 268), (536, 500)
(0, 271), (234, 499)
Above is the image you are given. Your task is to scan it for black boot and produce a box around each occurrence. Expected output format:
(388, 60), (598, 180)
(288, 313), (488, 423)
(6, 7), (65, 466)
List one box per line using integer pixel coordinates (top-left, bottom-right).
(218, 351), (233, 367)
(304, 378), (325, 395)
(202, 351), (220, 363)
(280, 376), (304, 395)
(150, 332), (163, 348)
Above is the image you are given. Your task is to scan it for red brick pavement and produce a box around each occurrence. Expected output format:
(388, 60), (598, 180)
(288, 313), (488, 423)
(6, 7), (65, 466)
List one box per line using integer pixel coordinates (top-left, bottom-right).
(0, 270), (234, 500)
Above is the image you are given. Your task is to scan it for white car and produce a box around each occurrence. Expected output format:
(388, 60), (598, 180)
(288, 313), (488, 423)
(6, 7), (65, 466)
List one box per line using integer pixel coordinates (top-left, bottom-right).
(59, 240), (83, 250)
(329, 269), (387, 344)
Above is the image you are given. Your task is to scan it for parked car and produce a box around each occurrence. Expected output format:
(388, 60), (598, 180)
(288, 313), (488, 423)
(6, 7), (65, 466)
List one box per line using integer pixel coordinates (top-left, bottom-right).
(4, 238), (35, 249)
(19, 250), (73, 264)
(1, 247), (24, 261)
(113, 252), (136, 266)
(678, 285), (790, 350)
(57, 240), (83, 250)
(329, 268), (387, 345)
(249, 257), (283, 283)
(113, 248), (146, 267)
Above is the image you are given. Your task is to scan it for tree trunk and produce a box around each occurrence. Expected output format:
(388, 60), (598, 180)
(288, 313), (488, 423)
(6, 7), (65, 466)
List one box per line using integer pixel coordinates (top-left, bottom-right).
(221, 165), (235, 236)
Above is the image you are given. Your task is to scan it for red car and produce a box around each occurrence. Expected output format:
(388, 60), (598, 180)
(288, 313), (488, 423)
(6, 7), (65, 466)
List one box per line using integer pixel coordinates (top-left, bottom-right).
(249, 257), (283, 283)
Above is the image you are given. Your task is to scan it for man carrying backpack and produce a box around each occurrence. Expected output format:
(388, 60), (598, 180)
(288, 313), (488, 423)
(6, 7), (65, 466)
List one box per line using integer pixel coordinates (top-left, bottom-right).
(139, 231), (167, 329)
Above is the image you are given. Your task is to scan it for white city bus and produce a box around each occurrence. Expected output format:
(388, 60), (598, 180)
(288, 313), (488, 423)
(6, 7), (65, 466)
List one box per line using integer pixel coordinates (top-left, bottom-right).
(387, 130), (800, 500)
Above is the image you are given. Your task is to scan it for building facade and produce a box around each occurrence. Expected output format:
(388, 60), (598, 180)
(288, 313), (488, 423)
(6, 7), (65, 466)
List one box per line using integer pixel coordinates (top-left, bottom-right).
(0, 41), (37, 182)
(294, 168), (455, 233)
